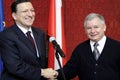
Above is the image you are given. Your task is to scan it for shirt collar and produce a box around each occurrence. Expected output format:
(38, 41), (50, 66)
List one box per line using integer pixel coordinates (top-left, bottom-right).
(90, 35), (106, 47)
(16, 24), (32, 34)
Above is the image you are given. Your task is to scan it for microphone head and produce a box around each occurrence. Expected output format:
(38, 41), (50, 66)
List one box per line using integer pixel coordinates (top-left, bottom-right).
(49, 37), (56, 42)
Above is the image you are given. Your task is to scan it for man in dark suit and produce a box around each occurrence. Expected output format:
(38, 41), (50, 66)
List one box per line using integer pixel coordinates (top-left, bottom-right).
(57, 13), (120, 80)
(0, 0), (57, 80)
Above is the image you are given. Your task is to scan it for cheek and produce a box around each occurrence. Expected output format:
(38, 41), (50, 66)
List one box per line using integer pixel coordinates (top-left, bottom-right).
(85, 30), (91, 35)
(33, 13), (35, 16)
(99, 28), (105, 34)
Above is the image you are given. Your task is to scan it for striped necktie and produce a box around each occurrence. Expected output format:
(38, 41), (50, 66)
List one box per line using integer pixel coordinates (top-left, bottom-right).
(93, 42), (100, 60)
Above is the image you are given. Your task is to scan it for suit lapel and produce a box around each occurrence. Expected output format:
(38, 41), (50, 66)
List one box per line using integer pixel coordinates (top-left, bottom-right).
(84, 40), (97, 62)
(93, 37), (109, 61)
(88, 41), (96, 61)
(32, 29), (42, 57)
(97, 37), (109, 61)
(12, 25), (36, 55)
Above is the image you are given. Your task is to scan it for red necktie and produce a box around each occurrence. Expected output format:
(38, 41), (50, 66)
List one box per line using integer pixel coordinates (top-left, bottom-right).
(26, 31), (36, 52)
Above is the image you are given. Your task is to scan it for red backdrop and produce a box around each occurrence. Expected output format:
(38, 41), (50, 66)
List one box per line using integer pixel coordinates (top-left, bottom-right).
(4, 0), (120, 80)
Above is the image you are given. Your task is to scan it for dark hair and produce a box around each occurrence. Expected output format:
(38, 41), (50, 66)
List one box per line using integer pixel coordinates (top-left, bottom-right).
(11, 0), (30, 13)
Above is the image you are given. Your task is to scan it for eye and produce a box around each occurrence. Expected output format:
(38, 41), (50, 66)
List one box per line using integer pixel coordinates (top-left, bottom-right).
(86, 27), (92, 30)
(22, 10), (28, 13)
(94, 26), (99, 29)
(31, 9), (35, 12)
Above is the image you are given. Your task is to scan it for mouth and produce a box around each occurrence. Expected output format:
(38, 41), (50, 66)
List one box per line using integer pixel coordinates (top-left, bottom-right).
(90, 34), (97, 37)
(25, 17), (34, 22)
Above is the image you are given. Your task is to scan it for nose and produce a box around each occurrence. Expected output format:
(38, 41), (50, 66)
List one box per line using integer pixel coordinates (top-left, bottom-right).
(91, 27), (96, 33)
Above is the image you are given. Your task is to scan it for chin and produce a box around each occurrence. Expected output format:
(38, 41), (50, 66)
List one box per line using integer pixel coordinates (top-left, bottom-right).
(90, 39), (98, 42)
(26, 24), (32, 26)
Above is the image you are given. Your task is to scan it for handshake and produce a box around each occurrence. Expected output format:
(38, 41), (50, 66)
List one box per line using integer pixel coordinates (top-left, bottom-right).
(41, 68), (58, 80)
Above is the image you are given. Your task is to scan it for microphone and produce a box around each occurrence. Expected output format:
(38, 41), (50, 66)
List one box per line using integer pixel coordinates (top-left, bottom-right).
(49, 37), (65, 58)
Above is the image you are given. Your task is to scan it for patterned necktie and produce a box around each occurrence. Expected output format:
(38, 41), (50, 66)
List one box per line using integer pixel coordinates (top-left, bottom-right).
(26, 31), (36, 52)
(93, 42), (100, 60)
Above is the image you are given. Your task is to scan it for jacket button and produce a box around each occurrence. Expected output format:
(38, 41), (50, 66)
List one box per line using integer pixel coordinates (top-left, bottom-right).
(94, 72), (96, 74)
(95, 64), (98, 66)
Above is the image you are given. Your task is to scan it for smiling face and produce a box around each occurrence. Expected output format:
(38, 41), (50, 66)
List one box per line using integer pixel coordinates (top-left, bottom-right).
(12, 2), (35, 30)
(85, 17), (106, 42)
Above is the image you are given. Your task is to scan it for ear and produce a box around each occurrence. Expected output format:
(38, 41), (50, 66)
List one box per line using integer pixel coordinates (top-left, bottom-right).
(12, 12), (17, 20)
(104, 25), (106, 31)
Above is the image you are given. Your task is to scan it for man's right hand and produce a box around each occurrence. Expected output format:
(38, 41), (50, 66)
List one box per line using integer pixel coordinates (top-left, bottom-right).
(41, 68), (58, 79)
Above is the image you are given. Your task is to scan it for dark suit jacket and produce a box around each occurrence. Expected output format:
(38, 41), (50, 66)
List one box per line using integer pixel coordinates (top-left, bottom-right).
(57, 37), (120, 80)
(0, 24), (47, 80)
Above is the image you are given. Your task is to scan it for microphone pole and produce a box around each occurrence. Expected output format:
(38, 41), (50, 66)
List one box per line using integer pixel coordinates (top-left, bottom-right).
(49, 37), (66, 80)
(55, 50), (66, 80)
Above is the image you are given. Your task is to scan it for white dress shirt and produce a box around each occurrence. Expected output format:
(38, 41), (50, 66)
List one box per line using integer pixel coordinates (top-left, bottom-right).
(90, 36), (107, 54)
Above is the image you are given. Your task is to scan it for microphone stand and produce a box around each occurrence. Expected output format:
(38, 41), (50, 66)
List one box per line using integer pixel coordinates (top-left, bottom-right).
(55, 50), (66, 80)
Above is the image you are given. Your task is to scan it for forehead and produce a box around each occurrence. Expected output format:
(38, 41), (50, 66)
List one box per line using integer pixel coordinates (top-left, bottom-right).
(17, 2), (34, 11)
(86, 17), (101, 26)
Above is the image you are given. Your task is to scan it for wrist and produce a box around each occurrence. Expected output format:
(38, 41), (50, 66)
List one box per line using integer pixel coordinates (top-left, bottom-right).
(41, 69), (44, 76)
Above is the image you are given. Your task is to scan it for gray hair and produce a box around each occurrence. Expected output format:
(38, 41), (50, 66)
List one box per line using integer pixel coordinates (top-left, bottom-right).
(84, 13), (105, 27)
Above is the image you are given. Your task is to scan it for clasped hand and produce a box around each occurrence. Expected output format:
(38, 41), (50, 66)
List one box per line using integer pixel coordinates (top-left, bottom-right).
(41, 68), (58, 79)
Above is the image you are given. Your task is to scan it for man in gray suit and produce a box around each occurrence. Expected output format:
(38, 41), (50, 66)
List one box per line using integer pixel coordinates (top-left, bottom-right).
(57, 13), (120, 80)
(0, 0), (57, 80)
